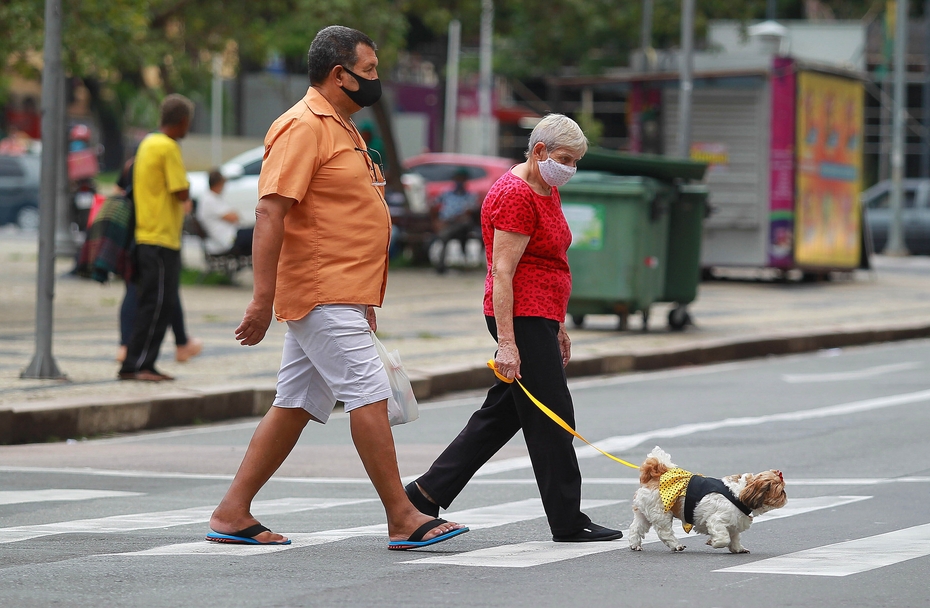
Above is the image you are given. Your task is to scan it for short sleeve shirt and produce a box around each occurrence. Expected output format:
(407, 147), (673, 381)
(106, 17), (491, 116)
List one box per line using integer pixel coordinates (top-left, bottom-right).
(133, 132), (189, 250)
(196, 189), (237, 254)
(481, 170), (573, 322)
(259, 87), (391, 322)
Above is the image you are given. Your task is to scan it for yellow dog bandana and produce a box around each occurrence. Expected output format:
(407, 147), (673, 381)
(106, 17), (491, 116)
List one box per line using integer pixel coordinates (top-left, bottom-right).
(659, 467), (696, 533)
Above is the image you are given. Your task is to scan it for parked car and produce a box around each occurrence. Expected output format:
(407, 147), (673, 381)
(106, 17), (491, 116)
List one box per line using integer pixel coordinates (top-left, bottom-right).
(862, 179), (930, 255)
(0, 153), (41, 230)
(402, 152), (514, 205)
(188, 146), (264, 227)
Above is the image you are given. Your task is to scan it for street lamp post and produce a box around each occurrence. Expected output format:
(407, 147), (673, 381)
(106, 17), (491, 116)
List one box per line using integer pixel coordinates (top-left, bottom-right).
(885, 0), (910, 256)
(22, 0), (66, 379)
(676, 0), (695, 159)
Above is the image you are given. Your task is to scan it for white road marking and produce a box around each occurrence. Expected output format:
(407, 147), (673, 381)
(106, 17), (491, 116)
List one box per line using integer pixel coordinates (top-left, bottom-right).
(0, 497), (375, 544)
(0, 466), (373, 484)
(4, 466), (929, 487)
(782, 362), (922, 384)
(406, 496), (870, 568)
(470, 477), (930, 486)
(716, 523), (930, 577)
(475, 388), (930, 476)
(113, 498), (621, 556)
(0, 489), (142, 505)
(406, 541), (622, 568)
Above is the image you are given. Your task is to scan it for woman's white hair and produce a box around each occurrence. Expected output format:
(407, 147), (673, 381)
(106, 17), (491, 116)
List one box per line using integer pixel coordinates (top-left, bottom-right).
(526, 113), (588, 158)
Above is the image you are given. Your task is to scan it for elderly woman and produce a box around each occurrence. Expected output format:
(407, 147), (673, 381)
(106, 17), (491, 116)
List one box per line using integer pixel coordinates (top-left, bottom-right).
(405, 114), (623, 542)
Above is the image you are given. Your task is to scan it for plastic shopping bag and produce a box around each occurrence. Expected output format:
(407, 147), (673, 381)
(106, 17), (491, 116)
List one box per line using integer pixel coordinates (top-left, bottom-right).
(372, 334), (419, 426)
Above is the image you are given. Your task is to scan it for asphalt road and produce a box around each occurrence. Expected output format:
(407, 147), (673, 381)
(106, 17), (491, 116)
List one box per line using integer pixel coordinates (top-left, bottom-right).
(2, 339), (929, 607)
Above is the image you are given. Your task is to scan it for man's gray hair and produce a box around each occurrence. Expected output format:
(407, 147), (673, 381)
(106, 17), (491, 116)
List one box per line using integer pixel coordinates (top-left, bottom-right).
(308, 25), (376, 86)
(526, 113), (588, 157)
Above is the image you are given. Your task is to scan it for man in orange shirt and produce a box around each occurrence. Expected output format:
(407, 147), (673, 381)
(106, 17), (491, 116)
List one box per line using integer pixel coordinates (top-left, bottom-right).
(207, 25), (467, 550)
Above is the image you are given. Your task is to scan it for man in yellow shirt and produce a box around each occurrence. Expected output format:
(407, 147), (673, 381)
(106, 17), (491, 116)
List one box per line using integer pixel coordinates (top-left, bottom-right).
(118, 95), (193, 381)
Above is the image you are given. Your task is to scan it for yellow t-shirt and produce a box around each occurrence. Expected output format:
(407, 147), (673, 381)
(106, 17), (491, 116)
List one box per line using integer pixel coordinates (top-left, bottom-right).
(133, 132), (189, 250)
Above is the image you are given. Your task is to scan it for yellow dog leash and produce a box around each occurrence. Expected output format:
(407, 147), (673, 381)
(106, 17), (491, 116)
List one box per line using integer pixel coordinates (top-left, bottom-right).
(487, 360), (640, 470)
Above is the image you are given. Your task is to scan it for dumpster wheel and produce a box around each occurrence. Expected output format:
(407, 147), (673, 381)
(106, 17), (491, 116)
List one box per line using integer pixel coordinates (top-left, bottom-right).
(668, 305), (692, 331)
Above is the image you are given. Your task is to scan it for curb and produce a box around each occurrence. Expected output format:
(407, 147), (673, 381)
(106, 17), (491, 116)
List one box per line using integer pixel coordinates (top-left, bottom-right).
(3, 323), (929, 445)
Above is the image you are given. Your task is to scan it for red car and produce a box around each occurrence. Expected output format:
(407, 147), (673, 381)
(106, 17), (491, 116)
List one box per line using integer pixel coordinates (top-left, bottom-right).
(403, 153), (514, 205)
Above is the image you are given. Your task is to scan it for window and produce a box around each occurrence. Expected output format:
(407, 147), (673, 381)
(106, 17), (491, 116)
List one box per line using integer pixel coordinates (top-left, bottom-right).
(242, 159), (262, 176)
(0, 158), (25, 178)
(410, 164), (486, 182)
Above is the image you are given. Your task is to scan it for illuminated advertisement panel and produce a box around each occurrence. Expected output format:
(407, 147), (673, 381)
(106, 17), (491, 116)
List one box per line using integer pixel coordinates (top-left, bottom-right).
(794, 71), (863, 268)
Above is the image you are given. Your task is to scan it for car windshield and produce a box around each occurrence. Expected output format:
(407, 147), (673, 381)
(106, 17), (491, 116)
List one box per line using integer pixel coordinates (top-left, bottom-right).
(410, 164), (486, 182)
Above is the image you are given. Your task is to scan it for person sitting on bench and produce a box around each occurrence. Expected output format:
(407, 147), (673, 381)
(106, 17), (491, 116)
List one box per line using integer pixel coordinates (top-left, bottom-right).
(196, 169), (253, 256)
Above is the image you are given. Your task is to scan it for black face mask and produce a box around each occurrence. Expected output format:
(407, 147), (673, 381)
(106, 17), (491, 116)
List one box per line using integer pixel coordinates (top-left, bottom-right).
(340, 65), (382, 107)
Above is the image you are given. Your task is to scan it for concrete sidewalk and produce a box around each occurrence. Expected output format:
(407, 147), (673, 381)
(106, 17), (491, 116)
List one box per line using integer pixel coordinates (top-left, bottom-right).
(2, 228), (930, 444)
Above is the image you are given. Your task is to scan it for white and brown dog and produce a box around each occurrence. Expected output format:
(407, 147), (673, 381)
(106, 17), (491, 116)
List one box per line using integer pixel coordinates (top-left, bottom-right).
(627, 446), (787, 553)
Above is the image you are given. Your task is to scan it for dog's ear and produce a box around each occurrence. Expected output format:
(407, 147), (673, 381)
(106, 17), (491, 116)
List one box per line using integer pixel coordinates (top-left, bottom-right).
(740, 471), (787, 510)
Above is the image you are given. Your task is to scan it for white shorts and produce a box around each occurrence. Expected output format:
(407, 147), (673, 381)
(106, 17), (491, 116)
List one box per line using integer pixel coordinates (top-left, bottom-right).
(272, 304), (392, 423)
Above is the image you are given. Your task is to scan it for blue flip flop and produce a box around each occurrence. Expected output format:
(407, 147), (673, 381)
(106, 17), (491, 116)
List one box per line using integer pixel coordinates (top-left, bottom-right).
(205, 523), (291, 545)
(388, 518), (469, 551)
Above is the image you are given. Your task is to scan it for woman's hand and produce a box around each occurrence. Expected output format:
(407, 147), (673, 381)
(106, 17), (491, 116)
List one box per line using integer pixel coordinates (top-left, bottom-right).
(494, 339), (521, 381)
(557, 323), (571, 367)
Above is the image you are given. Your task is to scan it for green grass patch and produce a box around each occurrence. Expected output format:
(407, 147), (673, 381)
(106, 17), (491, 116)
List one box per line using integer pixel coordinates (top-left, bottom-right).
(180, 267), (234, 286)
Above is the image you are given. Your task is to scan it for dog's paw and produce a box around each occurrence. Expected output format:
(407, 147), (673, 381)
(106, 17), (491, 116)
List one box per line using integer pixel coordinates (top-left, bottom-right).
(672, 545), (685, 552)
(630, 545), (643, 551)
(731, 547), (750, 554)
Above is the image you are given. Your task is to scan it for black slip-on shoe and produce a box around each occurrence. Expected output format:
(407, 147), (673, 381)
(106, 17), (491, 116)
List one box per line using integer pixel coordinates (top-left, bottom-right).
(404, 481), (440, 518)
(552, 522), (624, 543)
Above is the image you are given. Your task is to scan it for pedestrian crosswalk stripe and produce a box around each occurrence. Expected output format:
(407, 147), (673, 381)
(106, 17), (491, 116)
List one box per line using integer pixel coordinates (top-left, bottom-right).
(0, 497), (376, 544)
(0, 490), (142, 506)
(716, 523), (930, 577)
(3, 466), (929, 488)
(113, 499), (622, 556)
(406, 541), (621, 568)
(475, 388), (930, 476)
(633, 495), (870, 547)
(404, 496), (870, 569)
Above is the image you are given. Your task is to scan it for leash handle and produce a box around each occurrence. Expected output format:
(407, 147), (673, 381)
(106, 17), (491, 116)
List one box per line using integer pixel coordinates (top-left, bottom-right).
(487, 360), (640, 470)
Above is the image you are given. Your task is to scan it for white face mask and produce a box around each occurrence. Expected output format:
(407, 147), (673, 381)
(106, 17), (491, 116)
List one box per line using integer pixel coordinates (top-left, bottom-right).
(537, 154), (577, 188)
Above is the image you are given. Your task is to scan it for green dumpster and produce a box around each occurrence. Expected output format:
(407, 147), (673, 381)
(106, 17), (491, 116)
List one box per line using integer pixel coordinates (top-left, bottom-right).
(563, 148), (709, 331)
(560, 172), (675, 330)
(663, 184), (709, 330)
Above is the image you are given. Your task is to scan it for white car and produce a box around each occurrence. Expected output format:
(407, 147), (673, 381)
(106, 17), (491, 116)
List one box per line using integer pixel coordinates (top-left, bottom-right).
(187, 144), (429, 230)
(188, 146), (264, 227)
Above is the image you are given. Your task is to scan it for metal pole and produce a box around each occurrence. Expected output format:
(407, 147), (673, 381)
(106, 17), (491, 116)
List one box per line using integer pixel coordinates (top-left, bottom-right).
(211, 55), (223, 167)
(886, 0), (910, 255)
(54, 73), (75, 258)
(443, 19), (461, 153)
(22, 0), (65, 379)
(479, 0), (494, 156)
(922, 0), (930, 177)
(676, 0), (695, 158)
(767, 0), (778, 20)
(641, 0), (654, 71)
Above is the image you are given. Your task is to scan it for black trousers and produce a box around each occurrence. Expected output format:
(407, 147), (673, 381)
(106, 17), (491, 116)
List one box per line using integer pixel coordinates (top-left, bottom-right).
(417, 316), (591, 536)
(119, 244), (180, 374)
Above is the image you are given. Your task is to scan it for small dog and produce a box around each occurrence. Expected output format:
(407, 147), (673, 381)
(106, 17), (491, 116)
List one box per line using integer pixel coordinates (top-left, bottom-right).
(627, 446), (787, 553)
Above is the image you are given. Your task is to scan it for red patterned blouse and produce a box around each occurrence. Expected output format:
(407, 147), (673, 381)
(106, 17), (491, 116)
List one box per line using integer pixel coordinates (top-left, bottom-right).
(481, 170), (573, 322)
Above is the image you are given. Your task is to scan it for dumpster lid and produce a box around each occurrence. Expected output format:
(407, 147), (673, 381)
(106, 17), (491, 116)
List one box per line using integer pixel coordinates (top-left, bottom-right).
(578, 147), (708, 182)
